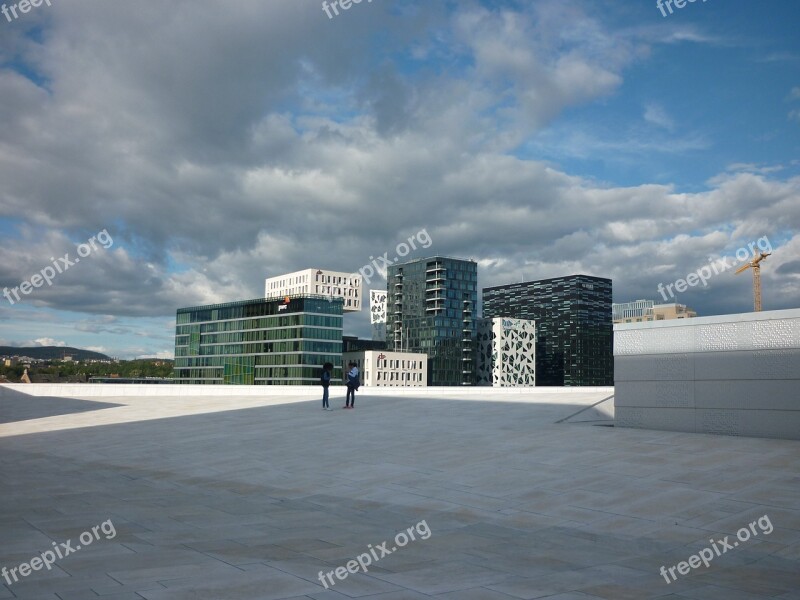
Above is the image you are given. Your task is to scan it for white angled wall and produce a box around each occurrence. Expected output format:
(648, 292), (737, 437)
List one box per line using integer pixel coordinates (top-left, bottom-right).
(614, 308), (800, 440)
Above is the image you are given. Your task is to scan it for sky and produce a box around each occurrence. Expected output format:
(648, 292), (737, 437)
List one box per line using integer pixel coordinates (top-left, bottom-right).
(0, 0), (798, 359)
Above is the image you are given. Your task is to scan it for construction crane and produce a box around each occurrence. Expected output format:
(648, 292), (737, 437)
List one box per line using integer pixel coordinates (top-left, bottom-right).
(735, 251), (771, 312)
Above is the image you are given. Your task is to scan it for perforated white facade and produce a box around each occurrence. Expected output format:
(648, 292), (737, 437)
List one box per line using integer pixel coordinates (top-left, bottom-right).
(370, 290), (387, 342)
(476, 318), (536, 387)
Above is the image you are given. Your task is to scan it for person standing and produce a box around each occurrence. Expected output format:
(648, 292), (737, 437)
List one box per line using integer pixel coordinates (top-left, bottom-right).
(320, 362), (333, 410)
(344, 361), (359, 409)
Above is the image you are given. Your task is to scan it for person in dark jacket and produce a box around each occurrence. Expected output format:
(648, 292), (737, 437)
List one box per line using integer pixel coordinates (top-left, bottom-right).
(321, 362), (333, 410)
(344, 361), (359, 409)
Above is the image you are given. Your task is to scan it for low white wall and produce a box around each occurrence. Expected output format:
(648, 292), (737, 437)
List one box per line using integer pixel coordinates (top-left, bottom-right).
(614, 308), (800, 440)
(0, 383), (613, 399)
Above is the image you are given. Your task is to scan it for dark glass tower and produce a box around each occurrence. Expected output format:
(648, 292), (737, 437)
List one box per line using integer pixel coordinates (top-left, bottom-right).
(387, 257), (478, 386)
(482, 275), (612, 386)
(174, 295), (343, 385)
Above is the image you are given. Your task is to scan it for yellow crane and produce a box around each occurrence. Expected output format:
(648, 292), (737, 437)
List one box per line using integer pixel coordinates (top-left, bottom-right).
(735, 251), (771, 312)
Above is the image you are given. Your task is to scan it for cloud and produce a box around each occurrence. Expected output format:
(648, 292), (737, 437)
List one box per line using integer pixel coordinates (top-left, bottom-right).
(0, 1), (798, 354)
(85, 346), (110, 354)
(725, 163), (785, 176)
(776, 259), (800, 276)
(134, 350), (173, 360)
(29, 338), (67, 347)
(644, 103), (674, 130)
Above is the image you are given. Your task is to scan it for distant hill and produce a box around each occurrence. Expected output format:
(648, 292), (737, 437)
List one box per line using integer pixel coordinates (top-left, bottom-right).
(0, 346), (112, 361)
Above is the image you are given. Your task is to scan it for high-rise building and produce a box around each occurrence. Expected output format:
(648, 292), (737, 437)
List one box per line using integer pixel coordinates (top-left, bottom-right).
(265, 269), (362, 312)
(369, 290), (387, 341)
(174, 295), (343, 385)
(476, 317), (537, 387)
(483, 275), (612, 386)
(387, 256), (478, 386)
(612, 299), (697, 323)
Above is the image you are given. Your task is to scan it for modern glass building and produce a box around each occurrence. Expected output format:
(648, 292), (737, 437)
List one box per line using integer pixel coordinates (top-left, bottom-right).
(482, 275), (613, 386)
(174, 295), (343, 385)
(387, 256), (478, 386)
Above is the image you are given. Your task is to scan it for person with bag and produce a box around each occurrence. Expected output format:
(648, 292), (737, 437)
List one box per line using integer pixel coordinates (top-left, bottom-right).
(344, 361), (359, 409)
(320, 362), (333, 410)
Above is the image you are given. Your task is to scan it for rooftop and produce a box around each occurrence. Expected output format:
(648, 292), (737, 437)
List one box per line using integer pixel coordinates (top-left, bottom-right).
(1, 385), (798, 599)
(484, 274), (612, 290)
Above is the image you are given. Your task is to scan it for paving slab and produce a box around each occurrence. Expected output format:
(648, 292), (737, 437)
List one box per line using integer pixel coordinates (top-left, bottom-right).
(0, 388), (798, 599)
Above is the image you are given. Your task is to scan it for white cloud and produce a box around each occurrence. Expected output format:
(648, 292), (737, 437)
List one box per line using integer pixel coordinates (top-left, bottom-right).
(85, 346), (109, 354)
(29, 338), (67, 347)
(644, 103), (674, 130)
(134, 350), (173, 360)
(0, 1), (798, 355)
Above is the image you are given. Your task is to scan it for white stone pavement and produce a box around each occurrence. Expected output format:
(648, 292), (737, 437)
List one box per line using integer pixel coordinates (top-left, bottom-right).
(0, 385), (798, 599)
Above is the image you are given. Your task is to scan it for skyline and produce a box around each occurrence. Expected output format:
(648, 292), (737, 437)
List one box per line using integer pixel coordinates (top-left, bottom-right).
(1, 0), (799, 358)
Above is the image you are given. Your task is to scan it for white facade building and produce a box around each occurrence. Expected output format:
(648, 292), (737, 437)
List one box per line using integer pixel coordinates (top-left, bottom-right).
(369, 290), (387, 342)
(476, 317), (536, 387)
(265, 269), (362, 312)
(343, 350), (427, 387)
